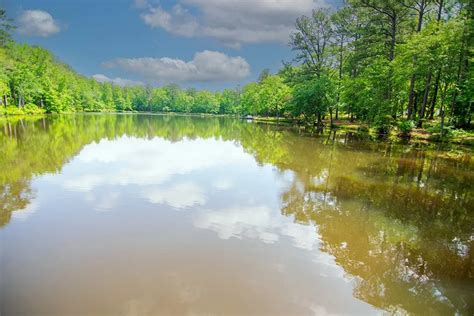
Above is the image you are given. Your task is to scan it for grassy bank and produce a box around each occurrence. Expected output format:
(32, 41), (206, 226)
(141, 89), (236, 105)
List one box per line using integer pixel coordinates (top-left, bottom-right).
(254, 116), (474, 146)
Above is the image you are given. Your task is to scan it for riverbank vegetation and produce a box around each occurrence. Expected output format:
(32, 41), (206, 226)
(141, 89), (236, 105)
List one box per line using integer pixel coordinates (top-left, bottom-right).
(0, 1), (472, 140)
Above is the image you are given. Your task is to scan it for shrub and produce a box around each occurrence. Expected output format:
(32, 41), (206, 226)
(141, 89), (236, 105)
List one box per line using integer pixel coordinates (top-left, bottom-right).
(23, 104), (46, 114)
(427, 123), (453, 138)
(426, 123), (469, 141)
(5, 106), (24, 115)
(2, 104), (45, 115)
(374, 115), (394, 135)
(397, 119), (414, 137)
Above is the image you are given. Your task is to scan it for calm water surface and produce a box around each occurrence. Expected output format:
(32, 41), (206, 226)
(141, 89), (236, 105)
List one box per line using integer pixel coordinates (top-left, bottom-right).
(0, 114), (473, 315)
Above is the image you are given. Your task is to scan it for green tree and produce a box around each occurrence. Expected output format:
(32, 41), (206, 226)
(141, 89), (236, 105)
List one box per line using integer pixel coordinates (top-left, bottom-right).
(290, 9), (333, 77)
(291, 75), (335, 126)
(0, 8), (14, 46)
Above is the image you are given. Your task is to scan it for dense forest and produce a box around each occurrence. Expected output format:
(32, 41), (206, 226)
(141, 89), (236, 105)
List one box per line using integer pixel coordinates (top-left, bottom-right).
(0, 0), (472, 135)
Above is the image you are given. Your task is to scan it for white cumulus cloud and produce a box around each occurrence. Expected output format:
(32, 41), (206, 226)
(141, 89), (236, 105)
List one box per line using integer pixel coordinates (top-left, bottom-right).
(143, 182), (206, 210)
(58, 137), (252, 192)
(139, 0), (331, 47)
(92, 74), (144, 87)
(194, 205), (319, 250)
(102, 50), (250, 84)
(18, 10), (61, 37)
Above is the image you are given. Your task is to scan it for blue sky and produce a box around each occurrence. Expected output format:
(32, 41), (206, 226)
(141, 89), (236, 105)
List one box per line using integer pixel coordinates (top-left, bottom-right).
(3, 0), (339, 90)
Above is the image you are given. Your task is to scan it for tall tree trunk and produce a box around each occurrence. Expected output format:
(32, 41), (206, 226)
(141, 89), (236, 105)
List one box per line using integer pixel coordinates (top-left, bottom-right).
(418, 72), (432, 128)
(413, 93), (419, 120)
(416, 6), (424, 32)
(423, 72), (433, 117)
(440, 82), (448, 139)
(429, 70), (441, 119)
(426, 0), (444, 120)
(389, 15), (397, 62)
(407, 73), (416, 119)
(437, 0), (444, 22)
(337, 39), (343, 120)
(407, 5), (426, 119)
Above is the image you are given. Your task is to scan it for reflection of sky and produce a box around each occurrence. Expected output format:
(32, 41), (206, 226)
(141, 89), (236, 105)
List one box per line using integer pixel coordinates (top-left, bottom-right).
(142, 182), (206, 209)
(60, 136), (251, 191)
(39, 136), (321, 251)
(194, 206), (319, 250)
(11, 198), (39, 220)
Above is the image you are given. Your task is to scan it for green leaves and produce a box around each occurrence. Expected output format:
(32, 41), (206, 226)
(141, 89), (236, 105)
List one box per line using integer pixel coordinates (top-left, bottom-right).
(0, 8), (14, 46)
(290, 9), (333, 77)
(241, 75), (292, 116)
(291, 75), (335, 123)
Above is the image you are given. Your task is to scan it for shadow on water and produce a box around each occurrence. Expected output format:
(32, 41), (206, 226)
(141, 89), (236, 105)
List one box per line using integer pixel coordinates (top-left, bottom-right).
(0, 113), (473, 314)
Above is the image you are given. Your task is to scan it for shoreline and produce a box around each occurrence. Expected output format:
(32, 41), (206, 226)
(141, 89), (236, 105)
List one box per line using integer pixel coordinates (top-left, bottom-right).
(2, 111), (473, 146)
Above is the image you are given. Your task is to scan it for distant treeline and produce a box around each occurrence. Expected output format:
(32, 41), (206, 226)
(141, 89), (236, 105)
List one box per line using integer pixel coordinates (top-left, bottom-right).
(0, 1), (472, 132)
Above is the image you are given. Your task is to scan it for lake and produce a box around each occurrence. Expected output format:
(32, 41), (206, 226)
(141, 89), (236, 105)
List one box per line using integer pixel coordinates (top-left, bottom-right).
(0, 114), (472, 315)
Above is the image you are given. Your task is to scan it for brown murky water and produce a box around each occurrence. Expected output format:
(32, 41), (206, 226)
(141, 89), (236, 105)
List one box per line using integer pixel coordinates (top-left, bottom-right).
(0, 114), (473, 315)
